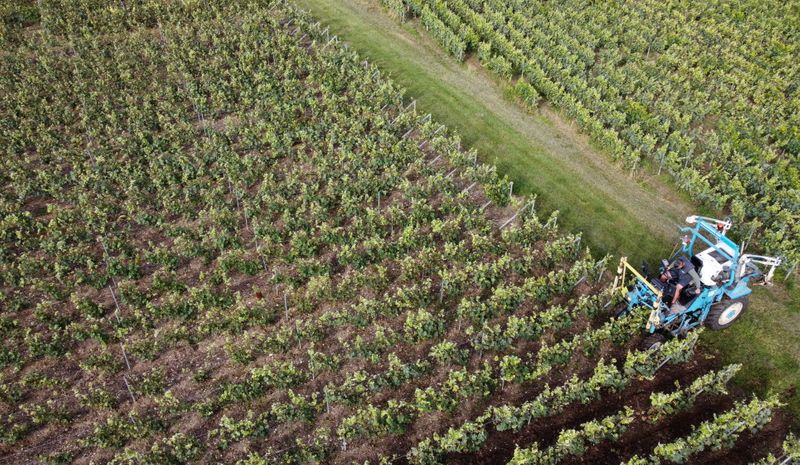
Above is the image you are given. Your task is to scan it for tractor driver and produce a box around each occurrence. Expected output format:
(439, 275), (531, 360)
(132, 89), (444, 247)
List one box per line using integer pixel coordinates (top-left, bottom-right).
(659, 257), (702, 313)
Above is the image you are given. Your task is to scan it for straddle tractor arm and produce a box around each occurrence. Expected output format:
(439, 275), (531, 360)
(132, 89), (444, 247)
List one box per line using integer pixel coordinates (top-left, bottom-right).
(737, 254), (783, 285)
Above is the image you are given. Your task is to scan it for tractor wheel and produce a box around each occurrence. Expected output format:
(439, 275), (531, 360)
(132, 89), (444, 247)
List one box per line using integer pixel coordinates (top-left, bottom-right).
(706, 297), (749, 330)
(640, 333), (667, 352)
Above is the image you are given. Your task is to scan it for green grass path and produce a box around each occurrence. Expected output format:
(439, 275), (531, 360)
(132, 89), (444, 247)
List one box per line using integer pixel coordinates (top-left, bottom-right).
(293, 0), (800, 423)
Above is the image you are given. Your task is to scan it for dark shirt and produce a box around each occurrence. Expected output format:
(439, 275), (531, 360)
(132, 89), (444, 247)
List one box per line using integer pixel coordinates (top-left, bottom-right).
(676, 269), (693, 287)
(675, 257), (697, 287)
(665, 263), (695, 288)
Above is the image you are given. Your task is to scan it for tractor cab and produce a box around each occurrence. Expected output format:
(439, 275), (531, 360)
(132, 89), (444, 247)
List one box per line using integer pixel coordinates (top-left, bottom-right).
(614, 215), (782, 350)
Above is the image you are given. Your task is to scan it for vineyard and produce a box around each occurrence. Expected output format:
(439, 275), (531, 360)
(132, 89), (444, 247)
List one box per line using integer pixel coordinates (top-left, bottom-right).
(0, 0), (796, 464)
(379, 0), (800, 266)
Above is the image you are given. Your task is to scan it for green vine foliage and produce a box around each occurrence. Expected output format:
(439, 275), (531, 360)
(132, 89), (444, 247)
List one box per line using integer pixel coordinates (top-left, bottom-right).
(0, 0), (791, 463)
(389, 0), (800, 263)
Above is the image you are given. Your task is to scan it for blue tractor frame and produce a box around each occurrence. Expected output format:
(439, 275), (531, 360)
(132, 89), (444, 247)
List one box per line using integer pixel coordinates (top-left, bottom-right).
(614, 215), (782, 348)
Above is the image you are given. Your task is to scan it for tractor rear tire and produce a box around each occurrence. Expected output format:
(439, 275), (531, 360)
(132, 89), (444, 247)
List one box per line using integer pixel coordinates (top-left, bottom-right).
(640, 333), (667, 352)
(706, 296), (749, 330)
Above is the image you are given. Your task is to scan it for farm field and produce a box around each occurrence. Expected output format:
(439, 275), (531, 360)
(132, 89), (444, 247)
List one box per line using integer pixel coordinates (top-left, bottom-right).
(378, 0), (800, 265)
(0, 2), (798, 465)
(294, 0), (800, 424)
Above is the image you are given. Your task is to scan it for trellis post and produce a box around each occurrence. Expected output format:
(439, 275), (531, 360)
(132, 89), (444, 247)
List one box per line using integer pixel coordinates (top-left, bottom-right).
(785, 261), (797, 281)
(123, 375), (137, 404)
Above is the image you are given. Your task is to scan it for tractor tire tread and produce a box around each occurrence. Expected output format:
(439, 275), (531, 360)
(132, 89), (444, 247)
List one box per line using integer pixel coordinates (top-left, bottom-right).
(705, 296), (749, 330)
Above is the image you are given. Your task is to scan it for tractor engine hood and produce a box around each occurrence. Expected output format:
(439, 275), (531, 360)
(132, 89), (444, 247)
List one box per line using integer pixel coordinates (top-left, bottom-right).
(694, 242), (735, 286)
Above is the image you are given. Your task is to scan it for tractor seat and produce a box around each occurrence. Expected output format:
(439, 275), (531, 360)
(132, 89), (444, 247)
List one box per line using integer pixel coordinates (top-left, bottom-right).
(690, 255), (703, 272)
(678, 286), (700, 305)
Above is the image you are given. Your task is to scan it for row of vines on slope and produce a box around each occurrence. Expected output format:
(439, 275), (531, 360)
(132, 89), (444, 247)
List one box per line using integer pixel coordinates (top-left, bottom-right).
(0, 0), (792, 464)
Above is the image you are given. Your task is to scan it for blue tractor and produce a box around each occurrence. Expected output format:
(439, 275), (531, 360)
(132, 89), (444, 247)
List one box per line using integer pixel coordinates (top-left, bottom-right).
(614, 215), (783, 350)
